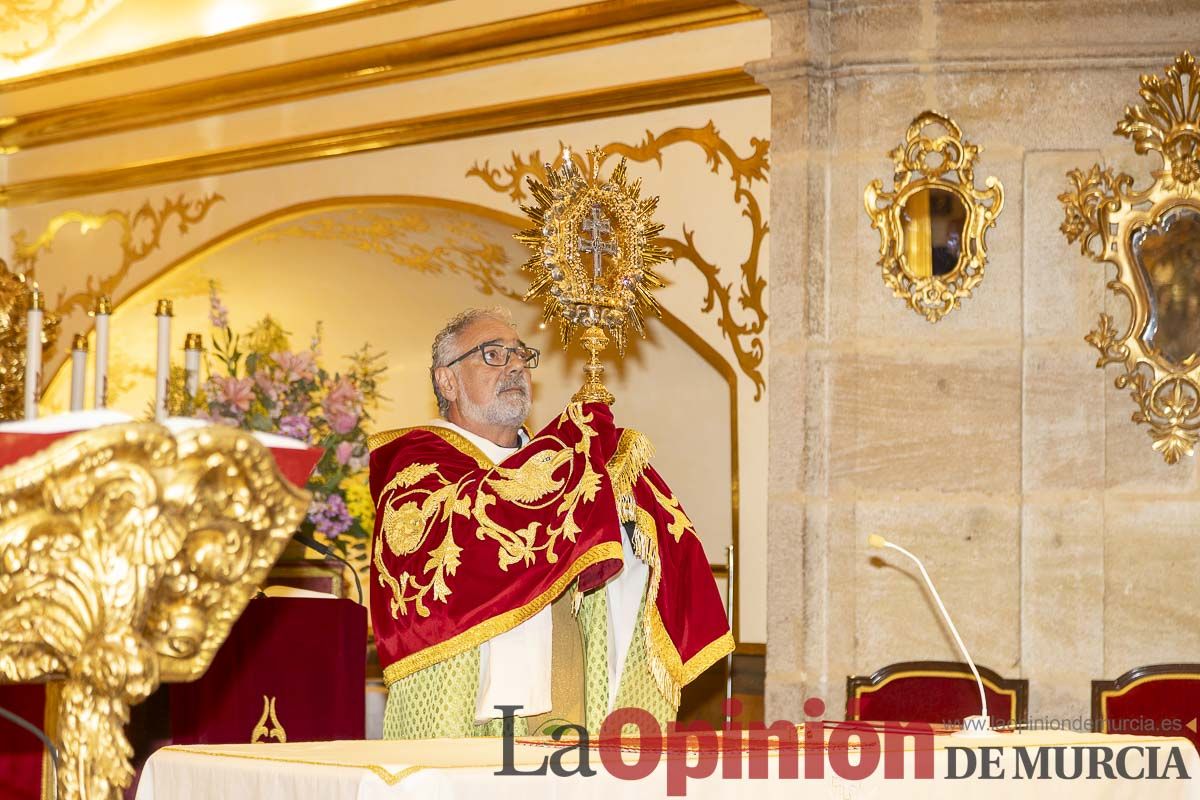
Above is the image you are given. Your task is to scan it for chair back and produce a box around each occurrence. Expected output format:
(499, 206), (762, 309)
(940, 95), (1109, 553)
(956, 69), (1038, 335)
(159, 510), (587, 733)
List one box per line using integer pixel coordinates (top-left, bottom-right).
(846, 660), (1027, 726)
(1093, 664), (1200, 749)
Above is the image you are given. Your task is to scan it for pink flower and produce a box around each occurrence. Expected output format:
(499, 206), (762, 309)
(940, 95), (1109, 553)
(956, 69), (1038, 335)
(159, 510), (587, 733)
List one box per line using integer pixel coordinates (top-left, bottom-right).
(214, 376), (254, 412)
(323, 377), (361, 435)
(254, 370), (283, 403)
(335, 441), (355, 465)
(274, 351), (316, 382)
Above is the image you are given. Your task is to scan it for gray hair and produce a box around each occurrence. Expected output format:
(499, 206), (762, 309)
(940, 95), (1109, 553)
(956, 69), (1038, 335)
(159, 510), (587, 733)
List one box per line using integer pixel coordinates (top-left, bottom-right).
(430, 307), (516, 417)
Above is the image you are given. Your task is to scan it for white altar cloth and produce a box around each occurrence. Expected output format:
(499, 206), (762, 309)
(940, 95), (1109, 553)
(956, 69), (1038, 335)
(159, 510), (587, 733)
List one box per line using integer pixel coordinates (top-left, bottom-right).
(136, 729), (1200, 799)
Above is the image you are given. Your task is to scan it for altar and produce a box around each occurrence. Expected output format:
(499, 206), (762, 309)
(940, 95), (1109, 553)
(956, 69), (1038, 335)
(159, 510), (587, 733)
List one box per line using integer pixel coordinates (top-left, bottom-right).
(136, 729), (1200, 799)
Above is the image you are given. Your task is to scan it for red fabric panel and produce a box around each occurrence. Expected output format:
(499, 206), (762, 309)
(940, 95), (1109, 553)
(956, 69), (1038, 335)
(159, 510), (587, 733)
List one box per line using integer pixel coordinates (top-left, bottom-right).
(266, 447), (324, 488)
(170, 597), (367, 744)
(370, 403), (731, 684)
(0, 683), (47, 800)
(1104, 678), (1200, 749)
(0, 430), (321, 487)
(369, 405), (625, 674)
(853, 675), (1016, 725)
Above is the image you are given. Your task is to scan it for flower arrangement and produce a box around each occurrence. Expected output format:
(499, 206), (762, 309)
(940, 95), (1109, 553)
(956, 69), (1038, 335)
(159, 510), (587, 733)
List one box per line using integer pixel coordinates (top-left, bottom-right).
(170, 283), (385, 551)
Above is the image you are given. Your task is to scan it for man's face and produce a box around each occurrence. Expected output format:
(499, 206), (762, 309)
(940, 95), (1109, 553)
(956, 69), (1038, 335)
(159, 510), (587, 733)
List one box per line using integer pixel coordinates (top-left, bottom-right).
(439, 317), (532, 430)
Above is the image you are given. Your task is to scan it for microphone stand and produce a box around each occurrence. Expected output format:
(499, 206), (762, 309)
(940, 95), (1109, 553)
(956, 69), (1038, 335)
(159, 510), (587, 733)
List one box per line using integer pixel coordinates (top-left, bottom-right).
(293, 532), (364, 606)
(869, 534), (996, 736)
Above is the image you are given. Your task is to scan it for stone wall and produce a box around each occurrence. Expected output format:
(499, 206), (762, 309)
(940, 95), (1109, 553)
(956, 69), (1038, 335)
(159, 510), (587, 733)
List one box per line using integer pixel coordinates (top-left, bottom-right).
(751, 0), (1200, 723)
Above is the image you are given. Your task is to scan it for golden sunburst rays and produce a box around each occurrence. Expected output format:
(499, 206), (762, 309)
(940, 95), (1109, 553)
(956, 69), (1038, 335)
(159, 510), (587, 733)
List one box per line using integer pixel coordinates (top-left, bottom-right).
(516, 147), (669, 357)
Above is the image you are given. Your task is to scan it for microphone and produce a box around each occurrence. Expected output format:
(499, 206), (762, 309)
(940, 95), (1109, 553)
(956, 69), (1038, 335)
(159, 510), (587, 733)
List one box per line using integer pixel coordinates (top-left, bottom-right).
(293, 532), (364, 606)
(867, 534), (995, 736)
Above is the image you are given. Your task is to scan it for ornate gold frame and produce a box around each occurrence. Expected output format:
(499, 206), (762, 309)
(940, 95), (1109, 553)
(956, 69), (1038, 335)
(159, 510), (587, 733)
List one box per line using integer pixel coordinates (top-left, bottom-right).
(864, 111), (1004, 322)
(1059, 52), (1200, 463)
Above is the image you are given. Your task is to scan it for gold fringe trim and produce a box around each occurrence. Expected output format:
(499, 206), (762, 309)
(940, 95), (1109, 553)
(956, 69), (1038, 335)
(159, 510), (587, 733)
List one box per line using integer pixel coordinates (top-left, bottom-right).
(650, 612), (736, 689)
(629, 502), (739, 705)
(607, 429), (655, 512)
(382, 540), (623, 685)
(607, 428), (734, 706)
(631, 504), (677, 706)
(605, 427), (681, 706)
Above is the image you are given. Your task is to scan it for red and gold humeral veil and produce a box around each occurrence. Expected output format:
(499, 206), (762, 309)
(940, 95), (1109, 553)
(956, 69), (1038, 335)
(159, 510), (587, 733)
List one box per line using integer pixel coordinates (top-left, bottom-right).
(368, 402), (733, 706)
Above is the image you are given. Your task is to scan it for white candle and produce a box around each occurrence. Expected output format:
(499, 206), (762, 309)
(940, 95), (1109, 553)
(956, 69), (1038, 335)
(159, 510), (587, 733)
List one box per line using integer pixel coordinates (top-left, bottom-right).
(70, 334), (88, 412)
(154, 299), (173, 421)
(24, 284), (43, 420)
(93, 295), (111, 409)
(184, 332), (203, 402)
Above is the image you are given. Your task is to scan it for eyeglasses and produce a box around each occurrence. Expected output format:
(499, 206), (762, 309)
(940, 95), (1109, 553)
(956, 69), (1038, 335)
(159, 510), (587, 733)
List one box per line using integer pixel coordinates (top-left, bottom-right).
(447, 342), (540, 369)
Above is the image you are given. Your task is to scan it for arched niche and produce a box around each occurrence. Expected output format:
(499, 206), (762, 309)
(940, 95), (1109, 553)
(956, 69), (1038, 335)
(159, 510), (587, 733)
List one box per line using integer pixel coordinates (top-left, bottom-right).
(44, 196), (738, 576)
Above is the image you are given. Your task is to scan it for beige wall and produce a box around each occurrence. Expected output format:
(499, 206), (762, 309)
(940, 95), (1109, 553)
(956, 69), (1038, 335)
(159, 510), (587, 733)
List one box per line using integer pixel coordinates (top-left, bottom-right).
(754, 0), (1200, 723)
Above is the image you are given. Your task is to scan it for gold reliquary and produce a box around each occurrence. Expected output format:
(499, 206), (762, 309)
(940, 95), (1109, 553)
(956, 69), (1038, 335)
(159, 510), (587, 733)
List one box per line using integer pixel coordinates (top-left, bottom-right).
(865, 111), (1005, 322)
(1059, 51), (1200, 463)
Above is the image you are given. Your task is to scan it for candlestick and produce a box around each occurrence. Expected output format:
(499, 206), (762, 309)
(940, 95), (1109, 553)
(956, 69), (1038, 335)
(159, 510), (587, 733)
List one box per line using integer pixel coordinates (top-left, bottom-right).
(184, 332), (203, 403)
(24, 284), (44, 420)
(154, 299), (173, 421)
(92, 295), (111, 409)
(70, 333), (88, 412)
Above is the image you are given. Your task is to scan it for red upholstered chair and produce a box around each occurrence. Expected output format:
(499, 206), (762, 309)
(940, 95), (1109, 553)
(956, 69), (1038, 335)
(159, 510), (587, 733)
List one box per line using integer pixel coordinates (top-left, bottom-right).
(1093, 664), (1200, 750)
(846, 661), (1027, 727)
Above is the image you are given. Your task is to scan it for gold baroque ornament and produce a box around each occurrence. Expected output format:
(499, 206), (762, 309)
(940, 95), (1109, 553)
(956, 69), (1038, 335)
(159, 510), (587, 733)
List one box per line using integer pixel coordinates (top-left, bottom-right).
(251, 696), (287, 744)
(0, 0), (102, 62)
(467, 123), (769, 399)
(515, 147), (669, 404)
(0, 423), (310, 799)
(11, 192), (225, 317)
(864, 111), (1005, 322)
(253, 207), (521, 299)
(1059, 51), (1200, 463)
(0, 259), (60, 420)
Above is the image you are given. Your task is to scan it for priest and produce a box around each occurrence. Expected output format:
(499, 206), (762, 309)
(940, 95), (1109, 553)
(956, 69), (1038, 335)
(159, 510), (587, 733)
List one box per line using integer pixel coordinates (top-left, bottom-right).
(368, 308), (732, 738)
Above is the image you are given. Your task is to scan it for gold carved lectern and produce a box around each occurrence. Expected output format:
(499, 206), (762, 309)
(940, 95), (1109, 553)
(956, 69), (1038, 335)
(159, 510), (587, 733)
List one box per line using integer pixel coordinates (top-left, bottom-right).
(0, 423), (310, 799)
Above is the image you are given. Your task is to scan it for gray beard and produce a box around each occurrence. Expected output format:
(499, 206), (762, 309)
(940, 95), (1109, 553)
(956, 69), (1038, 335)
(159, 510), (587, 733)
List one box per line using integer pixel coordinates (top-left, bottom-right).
(456, 380), (530, 429)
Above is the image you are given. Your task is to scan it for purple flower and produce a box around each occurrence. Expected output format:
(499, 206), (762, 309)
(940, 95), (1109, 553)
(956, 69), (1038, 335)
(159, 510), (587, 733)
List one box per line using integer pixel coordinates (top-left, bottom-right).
(208, 283), (229, 329)
(307, 493), (353, 538)
(335, 441), (355, 465)
(279, 414), (311, 441)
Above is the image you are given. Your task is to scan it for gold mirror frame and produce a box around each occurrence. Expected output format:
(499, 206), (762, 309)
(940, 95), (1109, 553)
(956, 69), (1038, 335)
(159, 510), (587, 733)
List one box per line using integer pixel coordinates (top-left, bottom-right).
(865, 111), (1005, 322)
(1059, 51), (1200, 463)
